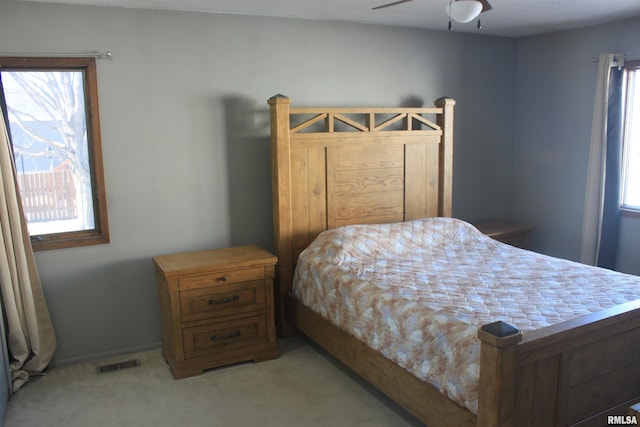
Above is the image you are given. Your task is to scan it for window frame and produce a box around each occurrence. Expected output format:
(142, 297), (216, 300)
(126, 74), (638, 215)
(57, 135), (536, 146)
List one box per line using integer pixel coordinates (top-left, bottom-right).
(621, 60), (640, 217)
(0, 56), (109, 251)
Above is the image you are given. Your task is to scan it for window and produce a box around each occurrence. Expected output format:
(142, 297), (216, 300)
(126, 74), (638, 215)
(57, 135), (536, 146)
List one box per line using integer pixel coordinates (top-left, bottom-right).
(622, 60), (640, 213)
(0, 57), (109, 251)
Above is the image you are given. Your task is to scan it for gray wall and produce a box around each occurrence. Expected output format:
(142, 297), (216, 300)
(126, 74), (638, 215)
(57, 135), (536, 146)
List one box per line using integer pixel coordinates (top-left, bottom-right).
(0, 1), (516, 363)
(513, 17), (640, 274)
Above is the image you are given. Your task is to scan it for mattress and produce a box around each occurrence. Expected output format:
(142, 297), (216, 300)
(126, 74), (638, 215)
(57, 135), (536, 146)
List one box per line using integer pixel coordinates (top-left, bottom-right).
(292, 217), (640, 414)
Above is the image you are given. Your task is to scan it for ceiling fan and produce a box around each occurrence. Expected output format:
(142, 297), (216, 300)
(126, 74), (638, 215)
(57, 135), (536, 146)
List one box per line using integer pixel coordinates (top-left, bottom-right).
(373, 0), (492, 30)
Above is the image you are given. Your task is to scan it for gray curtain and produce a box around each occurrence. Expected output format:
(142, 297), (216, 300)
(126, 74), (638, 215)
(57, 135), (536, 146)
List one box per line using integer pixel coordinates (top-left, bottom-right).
(0, 107), (57, 391)
(581, 53), (624, 267)
(596, 65), (624, 269)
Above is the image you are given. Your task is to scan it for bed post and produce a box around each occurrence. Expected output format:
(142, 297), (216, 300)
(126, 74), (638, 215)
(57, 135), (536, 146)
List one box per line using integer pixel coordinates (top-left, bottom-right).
(476, 321), (523, 427)
(434, 97), (455, 217)
(268, 94), (294, 337)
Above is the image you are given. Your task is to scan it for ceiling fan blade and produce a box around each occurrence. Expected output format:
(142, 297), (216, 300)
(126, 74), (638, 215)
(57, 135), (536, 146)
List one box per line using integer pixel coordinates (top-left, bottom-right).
(478, 0), (492, 13)
(372, 0), (414, 10)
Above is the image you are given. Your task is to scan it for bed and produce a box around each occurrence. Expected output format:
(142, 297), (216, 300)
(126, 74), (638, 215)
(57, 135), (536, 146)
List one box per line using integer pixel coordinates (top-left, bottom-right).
(268, 94), (640, 427)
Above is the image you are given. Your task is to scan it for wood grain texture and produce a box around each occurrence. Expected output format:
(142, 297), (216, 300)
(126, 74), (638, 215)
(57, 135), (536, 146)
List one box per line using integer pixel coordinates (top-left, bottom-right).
(269, 95), (640, 427)
(153, 246), (279, 378)
(477, 327), (523, 427)
(269, 96), (452, 311)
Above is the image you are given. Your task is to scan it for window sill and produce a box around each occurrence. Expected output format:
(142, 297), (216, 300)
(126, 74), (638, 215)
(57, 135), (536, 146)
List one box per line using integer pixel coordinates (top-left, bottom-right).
(31, 230), (110, 251)
(620, 207), (640, 219)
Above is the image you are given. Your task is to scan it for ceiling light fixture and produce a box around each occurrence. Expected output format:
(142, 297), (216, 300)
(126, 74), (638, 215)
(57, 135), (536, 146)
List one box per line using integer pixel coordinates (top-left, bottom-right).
(446, 0), (483, 30)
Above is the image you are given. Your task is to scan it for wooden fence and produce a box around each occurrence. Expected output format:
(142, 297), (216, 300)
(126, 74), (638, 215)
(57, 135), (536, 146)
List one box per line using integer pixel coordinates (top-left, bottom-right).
(16, 169), (77, 223)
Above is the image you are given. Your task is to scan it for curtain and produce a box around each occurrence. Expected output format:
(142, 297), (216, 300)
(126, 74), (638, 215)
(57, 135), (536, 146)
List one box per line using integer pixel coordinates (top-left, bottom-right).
(0, 108), (57, 392)
(580, 53), (625, 268)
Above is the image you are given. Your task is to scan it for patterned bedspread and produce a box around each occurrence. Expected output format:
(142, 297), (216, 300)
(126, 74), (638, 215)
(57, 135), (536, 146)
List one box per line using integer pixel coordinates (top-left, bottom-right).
(292, 218), (640, 414)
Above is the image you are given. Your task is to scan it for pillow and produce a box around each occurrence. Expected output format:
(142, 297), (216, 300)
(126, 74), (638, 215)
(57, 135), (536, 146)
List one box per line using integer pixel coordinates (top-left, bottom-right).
(306, 217), (487, 266)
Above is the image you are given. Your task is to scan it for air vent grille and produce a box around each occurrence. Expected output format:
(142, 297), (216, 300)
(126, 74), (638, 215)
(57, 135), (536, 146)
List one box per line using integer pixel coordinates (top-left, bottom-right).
(97, 359), (140, 374)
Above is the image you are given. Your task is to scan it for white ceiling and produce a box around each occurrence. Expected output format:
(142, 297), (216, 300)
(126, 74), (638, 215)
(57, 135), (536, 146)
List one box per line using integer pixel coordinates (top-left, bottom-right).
(19, 0), (640, 38)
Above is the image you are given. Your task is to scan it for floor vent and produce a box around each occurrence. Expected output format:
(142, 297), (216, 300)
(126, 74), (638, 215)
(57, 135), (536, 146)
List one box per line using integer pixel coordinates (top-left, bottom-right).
(97, 359), (140, 374)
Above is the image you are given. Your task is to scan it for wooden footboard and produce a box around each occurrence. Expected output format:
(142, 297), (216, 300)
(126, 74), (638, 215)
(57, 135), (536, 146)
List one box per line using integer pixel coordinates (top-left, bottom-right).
(479, 299), (640, 427)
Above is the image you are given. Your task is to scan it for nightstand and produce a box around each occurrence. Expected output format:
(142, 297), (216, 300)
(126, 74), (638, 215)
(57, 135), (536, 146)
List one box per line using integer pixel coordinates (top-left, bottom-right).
(153, 245), (279, 379)
(474, 220), (534, 249)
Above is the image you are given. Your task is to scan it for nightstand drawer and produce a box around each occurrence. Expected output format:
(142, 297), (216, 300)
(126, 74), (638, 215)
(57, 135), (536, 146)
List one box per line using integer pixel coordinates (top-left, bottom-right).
(180, 280), (266, 323)
(183, 315), (268, 359)
(179, 267), (265, 291)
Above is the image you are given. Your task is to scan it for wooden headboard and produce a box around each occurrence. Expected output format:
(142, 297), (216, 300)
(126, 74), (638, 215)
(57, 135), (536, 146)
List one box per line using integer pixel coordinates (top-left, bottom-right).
(268, 94), (455, 335)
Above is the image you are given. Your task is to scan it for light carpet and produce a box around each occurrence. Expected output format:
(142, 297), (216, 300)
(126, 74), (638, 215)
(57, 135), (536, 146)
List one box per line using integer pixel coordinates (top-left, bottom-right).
(4, 337), (423, 427)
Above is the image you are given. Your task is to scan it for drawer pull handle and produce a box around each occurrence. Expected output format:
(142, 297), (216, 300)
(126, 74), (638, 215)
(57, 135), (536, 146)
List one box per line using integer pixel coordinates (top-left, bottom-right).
(211, 331), (241, 341)
(215, 276), (228, 282)
(208, 295), (239, 305)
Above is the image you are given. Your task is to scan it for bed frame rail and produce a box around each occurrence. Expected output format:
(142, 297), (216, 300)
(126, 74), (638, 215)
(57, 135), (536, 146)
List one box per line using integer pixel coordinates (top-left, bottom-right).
(288, 294), (476, 427)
